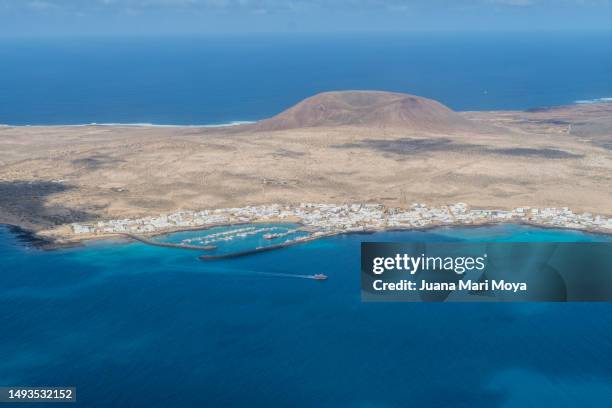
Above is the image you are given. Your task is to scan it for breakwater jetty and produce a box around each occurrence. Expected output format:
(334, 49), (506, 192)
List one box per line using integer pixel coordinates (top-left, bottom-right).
(123, 233), (216, 251)
(199, 242), (297, 260)
(199, 233), (329, 260)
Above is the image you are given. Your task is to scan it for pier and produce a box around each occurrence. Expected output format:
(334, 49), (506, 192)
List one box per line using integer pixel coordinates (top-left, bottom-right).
(199, 241), (297, 260)
(198, 233), (330, 260)
(123, 233), (216, 251)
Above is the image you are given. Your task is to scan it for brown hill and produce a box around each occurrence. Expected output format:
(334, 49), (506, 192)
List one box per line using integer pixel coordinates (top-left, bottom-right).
(249, 91), (476, 132)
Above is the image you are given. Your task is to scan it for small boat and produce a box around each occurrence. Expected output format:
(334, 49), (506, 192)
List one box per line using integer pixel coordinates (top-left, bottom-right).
(312, 274), (328, 280)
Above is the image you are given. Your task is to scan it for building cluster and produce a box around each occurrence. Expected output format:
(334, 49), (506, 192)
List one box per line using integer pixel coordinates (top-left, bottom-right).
(70, 202), (612, 236)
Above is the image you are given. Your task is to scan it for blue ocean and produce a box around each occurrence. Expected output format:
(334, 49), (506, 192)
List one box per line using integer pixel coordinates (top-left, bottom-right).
(1, 33), (612, 407)
(1, 224), (612, 407)
(0, 32), (611, 125)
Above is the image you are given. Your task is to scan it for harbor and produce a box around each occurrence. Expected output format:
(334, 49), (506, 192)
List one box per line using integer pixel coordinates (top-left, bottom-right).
(71, 203), (612, 241)
(198, 232), (330, 260)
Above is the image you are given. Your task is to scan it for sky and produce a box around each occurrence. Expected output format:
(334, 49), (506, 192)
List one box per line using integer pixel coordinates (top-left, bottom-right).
(0, 0), (610, 36)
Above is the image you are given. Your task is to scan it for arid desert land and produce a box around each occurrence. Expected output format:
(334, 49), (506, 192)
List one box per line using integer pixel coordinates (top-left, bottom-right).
(0, 91), (610, 243)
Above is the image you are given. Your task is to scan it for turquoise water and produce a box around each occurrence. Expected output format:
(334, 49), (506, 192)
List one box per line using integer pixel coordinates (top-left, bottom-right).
(1, 224), (611, 407)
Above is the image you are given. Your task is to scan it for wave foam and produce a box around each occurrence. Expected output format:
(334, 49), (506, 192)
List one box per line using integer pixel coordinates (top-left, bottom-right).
(574, 97), (612, 104)
(0, 121), (256, 128)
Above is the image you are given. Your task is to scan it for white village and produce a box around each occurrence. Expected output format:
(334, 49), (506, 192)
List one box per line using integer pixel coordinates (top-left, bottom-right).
(70, 202), (612, 239)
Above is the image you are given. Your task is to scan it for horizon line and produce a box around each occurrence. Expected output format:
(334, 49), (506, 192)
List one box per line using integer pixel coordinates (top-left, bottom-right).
(2, 28), (611, 39)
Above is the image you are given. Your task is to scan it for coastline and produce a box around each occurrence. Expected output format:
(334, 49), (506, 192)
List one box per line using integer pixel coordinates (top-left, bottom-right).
(0, 224), (85, 250)
(4, 216), (611, 253)
(0, 121), (256, 129)
(59, 203), (612, 246)
(2, 98), (610, 128)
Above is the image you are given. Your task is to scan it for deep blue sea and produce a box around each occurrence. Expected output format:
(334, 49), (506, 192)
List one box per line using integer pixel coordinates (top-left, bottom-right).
(0, 32), (611, 125)
(1, 32), (612, 406)
(1, 224), (612, 407)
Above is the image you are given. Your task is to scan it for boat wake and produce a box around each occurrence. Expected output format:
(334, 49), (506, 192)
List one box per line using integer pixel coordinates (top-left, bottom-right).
(200, 267), (323, 280)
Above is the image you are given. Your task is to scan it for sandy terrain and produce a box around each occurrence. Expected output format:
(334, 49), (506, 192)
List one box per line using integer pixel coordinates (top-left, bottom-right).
(0, 91), (610, 240)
